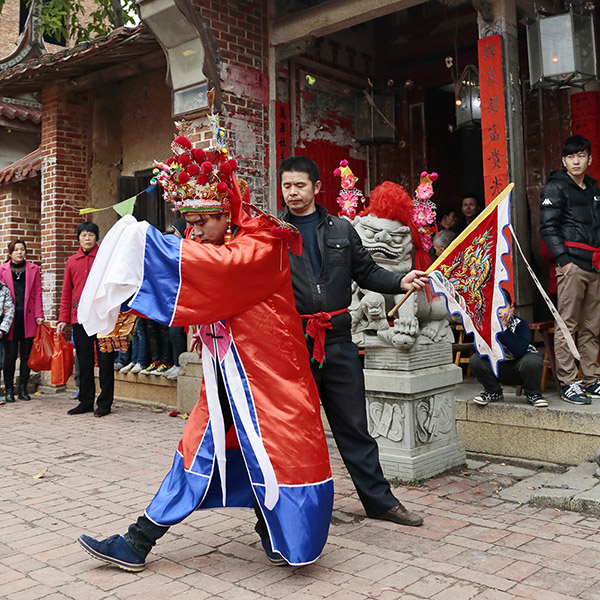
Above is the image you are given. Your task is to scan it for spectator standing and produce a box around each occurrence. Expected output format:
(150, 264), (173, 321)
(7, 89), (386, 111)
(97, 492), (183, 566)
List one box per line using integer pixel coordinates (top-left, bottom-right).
(0, 240), (44, 402)
(540, 134), (600, 405)
(454, 193), (481, 233)
(57, 222), (114, 417)
(0, 280), (15, 405)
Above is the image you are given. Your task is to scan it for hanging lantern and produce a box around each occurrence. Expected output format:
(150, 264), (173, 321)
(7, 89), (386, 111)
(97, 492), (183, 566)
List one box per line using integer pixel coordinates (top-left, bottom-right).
(455, 65), (481, 129)
(527, 8), (597, 89)
(354, 92), (396, 144)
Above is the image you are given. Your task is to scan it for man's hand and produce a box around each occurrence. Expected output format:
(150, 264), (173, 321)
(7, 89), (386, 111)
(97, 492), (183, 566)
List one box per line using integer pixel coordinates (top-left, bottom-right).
(36, 318), (44, 325)
(57, 322), (67, 334)
(0, 331), (3, 339)
(499, 311), (510, 330)
(400, 269), (429, 292)
(560, 262), (572, 273)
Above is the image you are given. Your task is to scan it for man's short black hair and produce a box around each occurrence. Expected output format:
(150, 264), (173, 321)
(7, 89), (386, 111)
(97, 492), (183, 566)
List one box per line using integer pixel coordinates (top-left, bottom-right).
(562, 135), (591, 157)
(77, 221), (99, 241)
(436, 205), (456, 223)
(503, 289), (512, 307)
(278, 156), (320, 185)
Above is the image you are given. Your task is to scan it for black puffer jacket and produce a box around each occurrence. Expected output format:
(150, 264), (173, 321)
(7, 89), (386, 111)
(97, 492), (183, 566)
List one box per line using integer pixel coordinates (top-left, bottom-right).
(282, 204), (403, 345)
(540, 170), (600, 271)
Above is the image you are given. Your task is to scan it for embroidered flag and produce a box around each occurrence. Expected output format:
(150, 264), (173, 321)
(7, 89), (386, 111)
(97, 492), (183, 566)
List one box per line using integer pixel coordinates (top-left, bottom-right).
(428, 184), (513, 376)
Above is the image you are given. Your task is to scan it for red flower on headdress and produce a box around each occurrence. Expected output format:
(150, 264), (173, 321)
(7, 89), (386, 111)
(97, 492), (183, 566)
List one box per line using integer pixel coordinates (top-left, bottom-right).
(219, 161), (233, 175)
(201, 161), (213, 174)
(177, 172), (190, 184)
(186, 163), (199, 176)
(192, 148), (206, 162)
(178, 153), (190, 167)
(216, 182), (229, 194)
(166, 157), (175, 166)
(174, 136), (192, 150)
(197, 173), (209, 185)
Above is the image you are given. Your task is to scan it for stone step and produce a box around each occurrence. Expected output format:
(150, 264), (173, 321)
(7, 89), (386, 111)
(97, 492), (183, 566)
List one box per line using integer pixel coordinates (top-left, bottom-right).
(455, 378), (600, 465)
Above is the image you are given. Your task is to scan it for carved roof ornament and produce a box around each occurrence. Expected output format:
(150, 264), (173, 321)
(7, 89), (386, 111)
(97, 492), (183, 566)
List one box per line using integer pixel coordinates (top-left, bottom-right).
(0, 0), (47, 72)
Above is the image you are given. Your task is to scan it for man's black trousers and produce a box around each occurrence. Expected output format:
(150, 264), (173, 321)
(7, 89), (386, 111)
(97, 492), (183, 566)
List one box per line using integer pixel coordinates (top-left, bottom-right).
(310, 340), (397, 517)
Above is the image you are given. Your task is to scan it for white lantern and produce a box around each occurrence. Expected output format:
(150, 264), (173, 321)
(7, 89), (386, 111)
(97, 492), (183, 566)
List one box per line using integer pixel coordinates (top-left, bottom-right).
(455, 65), (481, 129)
(527, 8), (597, 89)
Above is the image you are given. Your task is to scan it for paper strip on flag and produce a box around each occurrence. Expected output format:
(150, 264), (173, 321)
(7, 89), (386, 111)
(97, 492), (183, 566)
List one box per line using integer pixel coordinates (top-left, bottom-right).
(427, 184), (513, 376)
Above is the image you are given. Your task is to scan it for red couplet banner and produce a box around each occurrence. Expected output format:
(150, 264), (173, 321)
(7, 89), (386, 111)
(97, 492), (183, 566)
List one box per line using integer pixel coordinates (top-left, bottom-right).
(478, 35), (508, 207)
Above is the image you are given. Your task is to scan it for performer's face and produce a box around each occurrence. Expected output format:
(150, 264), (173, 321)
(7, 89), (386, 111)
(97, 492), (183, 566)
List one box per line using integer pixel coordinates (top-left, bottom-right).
(281, 171), (321, 216)
(184, 212), (228, 245)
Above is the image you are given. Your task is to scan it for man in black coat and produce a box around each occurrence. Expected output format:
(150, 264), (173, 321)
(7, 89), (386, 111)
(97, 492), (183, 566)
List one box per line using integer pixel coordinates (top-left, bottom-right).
(540, 135), (600, 405)
(279, 155), (427, 527)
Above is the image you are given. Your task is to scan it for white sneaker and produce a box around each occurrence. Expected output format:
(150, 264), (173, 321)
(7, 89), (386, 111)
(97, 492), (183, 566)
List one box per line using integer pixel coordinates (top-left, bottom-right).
(167, 366), (182, 380)
(161, 365), (177, 378)
(130, 363), (143, 374)
(120, 362), (135, 374)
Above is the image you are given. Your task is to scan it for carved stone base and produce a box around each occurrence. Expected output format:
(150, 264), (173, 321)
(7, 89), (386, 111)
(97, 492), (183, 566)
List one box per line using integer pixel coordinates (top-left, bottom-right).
(365, 361), (466, 481)
(364, 342), (453, 372)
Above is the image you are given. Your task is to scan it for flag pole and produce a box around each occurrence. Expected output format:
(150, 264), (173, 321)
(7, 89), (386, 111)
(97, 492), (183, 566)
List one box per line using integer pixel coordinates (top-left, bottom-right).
(387, 183), (514, 318)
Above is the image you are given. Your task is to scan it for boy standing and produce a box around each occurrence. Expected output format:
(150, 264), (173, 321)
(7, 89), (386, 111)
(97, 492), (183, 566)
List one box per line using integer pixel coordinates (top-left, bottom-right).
(470, 292), (547, 408)
(540, 135), (600, 405)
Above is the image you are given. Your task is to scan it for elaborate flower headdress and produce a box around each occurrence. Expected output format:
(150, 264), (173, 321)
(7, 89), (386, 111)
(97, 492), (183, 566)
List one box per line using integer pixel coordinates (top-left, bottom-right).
(333, 159), (364, 219)
(151, 90), (238, 216)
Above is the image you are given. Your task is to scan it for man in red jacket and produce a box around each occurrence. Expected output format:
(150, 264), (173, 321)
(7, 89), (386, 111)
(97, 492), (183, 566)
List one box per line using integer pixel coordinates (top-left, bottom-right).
(57, 222), (114, 417)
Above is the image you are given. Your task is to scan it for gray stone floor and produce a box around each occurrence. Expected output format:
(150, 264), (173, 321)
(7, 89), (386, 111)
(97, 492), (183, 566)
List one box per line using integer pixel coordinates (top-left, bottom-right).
(2, 390), (600, 599)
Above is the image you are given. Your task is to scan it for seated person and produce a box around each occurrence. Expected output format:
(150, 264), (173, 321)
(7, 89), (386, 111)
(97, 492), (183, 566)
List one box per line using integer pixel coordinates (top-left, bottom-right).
(470, 291), (547, 408)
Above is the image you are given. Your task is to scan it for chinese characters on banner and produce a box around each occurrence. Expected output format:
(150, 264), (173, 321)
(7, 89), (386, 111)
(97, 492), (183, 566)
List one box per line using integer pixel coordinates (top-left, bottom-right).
(571, 91), (600, 181)
(275, 101), (290, 208)
(478, 35), (508, 206)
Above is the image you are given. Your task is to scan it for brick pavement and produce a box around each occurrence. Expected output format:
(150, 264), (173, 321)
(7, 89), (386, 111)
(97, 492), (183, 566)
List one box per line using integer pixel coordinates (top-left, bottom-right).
(1, 392), (600, 600)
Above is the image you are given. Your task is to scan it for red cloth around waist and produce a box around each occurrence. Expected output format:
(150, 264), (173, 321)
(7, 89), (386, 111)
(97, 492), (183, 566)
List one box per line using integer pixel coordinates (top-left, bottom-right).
(564, 241), (600, 272)
(300, 308), (349, 365)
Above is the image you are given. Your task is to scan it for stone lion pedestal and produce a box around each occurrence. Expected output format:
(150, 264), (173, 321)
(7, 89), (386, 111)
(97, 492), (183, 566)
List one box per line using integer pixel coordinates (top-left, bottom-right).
(364, 343), (465, 481)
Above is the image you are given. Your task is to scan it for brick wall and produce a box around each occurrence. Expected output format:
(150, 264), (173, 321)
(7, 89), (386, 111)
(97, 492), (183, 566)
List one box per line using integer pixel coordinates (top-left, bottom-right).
(40, 81), (92, 321)
(0, 177), (42, 265)
(190, 0), (270, 208)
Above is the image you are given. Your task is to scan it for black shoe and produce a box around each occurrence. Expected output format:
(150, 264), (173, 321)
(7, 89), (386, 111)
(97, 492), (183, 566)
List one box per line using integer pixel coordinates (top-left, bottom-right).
(67, 404), (94, 415)
(18, 383), (31, 401)
(585, 380), (600, 400)
(94, 406), (111, 418)
(472, 390), (504, 406)
(5, 389), (15, 403)
(260, 536), (288, 566)
(560, 382), (591, 405)
(78, 534), (146, 572)
(372, 501), (424, 527)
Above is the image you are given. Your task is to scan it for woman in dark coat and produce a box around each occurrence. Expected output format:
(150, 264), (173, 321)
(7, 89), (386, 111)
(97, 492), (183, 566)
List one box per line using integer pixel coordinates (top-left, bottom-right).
(0, 239), (45, 402)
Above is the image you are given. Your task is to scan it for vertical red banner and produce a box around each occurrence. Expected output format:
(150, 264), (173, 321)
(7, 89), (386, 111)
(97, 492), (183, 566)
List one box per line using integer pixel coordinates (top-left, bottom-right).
(275, 101), (290, 208)
(571, 91), (600, 181)
(478, 35), (508, 206)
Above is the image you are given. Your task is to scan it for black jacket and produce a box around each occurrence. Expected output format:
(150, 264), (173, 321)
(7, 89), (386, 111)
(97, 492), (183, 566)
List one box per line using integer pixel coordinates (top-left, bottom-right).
(539, 170), (600, 271)
(282, 204), (403, 344)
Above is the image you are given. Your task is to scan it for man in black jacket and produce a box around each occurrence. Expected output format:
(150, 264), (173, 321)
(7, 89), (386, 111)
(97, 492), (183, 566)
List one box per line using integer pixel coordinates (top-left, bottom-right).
(279, 155), (428, 527)
(540, 135), (600, 405)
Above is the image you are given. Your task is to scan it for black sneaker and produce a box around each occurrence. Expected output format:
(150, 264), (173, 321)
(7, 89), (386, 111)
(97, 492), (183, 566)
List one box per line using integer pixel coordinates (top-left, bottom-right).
(526, 393), (548, 408)
(560, 382), (591, 405)
(472, 390), (504, 406)
(260, 536), (288, 566)
(585, 380), (600, 400)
